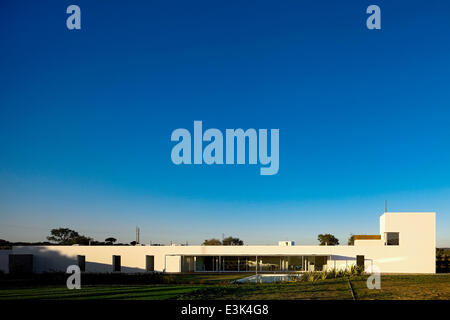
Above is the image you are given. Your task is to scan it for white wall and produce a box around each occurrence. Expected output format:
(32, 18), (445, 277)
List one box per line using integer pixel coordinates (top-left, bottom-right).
(165, 256), (181, 273)
(379, 212), (435, 273)
(354, 239), (384, 247)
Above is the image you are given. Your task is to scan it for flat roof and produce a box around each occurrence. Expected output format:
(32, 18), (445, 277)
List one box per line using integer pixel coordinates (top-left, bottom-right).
(165, 254), (332, 256)
(353, 235), (381, 240)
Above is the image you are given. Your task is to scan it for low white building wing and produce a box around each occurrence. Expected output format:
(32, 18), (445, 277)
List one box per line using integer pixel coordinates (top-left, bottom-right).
(0, 212), (436, 274)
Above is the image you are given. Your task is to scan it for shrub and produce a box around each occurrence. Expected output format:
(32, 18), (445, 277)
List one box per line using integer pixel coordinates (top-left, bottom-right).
(294, 266), (366, 283)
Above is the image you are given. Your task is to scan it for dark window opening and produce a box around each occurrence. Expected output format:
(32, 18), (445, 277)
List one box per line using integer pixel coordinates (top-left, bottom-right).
(77, 255), (86, 272)
(146, 255), (154, 272)
(385, 232), (399, 246)
(113, 255), (121, 272)
(9, 254), (33, 274)
(356, 255), (365, 271)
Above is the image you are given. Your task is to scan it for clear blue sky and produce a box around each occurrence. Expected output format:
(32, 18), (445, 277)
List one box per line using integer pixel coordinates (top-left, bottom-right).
(1, 0), (449, 246)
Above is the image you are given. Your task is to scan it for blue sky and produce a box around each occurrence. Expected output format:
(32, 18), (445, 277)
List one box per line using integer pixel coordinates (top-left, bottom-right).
(1, 0), (450, 246)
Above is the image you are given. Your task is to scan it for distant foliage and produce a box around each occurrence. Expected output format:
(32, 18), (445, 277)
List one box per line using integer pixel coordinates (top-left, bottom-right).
(105, 237), (117, 245)
(0, 239), (12, 250)
(202, 239), (222, 246)
(202, 237), (244, 246)
(348, 234), (355, 245)
(317, 234), (339, 246)
(47, 228), (92, 245)
(436, 248), (450, 273)
(222, 237), (244, 246)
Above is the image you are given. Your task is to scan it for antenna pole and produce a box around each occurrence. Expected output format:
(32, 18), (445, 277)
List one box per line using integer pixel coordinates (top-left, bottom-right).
(136, 226), (140, 244)
(385, 200), (387, 213)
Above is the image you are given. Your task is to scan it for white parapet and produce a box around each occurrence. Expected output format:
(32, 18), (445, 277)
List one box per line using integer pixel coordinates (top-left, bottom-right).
(278, 241), (295, 246)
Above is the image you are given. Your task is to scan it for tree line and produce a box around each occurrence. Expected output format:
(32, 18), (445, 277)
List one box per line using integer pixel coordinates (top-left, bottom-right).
(0, 228), (131, 248)
(202, 236), (244, 246)
(0, 229), (349, 247)
(436, 248), (450, 273)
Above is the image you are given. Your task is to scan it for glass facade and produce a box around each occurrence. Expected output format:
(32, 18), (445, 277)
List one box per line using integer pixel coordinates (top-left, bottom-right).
(181, 255), (328, 272)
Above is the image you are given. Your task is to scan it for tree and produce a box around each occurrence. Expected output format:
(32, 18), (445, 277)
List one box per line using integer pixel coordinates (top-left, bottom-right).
(222, 236), (244, 246)
(202, 238), (222, 245)
(318, 234), (339, 246)
(130, 241), (137, 246)
(105, 237), (117, 245)
(47, 228), (79, 245)
(0, 239), (11, 250)
(348, 234), (355, 245)
(47, 228), (92, 245)
(72, 235), (92, 245)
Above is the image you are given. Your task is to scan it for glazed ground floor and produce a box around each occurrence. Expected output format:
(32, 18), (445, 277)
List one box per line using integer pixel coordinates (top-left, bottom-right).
(180, 255), (330, 272)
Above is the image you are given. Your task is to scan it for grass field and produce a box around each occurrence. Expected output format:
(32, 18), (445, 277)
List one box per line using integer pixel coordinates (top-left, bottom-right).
(0, 274), (448, 300)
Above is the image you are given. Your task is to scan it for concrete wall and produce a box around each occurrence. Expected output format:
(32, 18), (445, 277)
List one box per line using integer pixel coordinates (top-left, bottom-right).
(380, 212), (436, 273)
(8, 212), (436, 274)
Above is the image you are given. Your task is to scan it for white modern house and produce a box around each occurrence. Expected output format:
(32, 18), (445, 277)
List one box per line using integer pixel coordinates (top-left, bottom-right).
(0, 212), (436, 274)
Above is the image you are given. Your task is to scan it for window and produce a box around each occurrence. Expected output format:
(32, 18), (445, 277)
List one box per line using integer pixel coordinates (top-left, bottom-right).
(9, 254), (33, 274)
(113, 255), (121, 272)
(77, 255), (86, 272)
(356, 255), (365, 271)
(146, 255), (154, 272)
(385, 232), (399, 246)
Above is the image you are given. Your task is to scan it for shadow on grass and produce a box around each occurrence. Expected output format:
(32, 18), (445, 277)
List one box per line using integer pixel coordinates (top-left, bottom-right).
(0, 285), (205, 300)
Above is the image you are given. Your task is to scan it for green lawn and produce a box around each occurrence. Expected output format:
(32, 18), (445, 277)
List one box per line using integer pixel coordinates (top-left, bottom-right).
(181, 278), (355, 300)
(0, 285), (204, 300)
(352, 274), (450, 300)
(0, 274), (448, 300)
